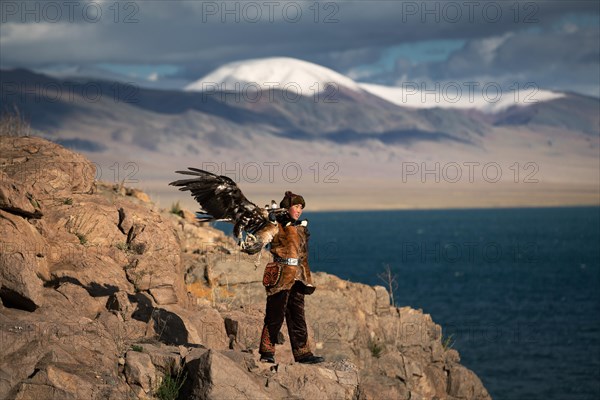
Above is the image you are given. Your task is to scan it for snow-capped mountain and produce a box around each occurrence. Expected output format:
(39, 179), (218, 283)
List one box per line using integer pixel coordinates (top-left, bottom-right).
(186, 56), (566, 113)
(359, 82), (565, 113)
(185, 56), (362, 95)
(39, 56), (568, 113)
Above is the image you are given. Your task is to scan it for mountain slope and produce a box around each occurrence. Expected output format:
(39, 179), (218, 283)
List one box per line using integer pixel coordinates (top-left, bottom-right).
(492, 92), (600, 135)
(0, 69), (482, 146)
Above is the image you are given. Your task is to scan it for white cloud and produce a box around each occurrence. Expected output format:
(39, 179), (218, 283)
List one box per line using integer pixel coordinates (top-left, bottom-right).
(470, 32), (513, 65)
(1, 22), (70, 44)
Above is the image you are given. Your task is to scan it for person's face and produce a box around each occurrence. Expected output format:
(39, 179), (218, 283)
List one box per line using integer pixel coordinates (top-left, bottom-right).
(288, 203), (303, 220)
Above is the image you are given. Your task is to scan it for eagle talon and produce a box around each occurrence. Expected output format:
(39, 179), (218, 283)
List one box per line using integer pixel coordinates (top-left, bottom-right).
(240, 232), (258, 250)
(241, 240), (264, 255)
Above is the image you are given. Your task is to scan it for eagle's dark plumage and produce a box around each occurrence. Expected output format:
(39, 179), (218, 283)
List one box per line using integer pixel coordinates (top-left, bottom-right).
(169, 168), (270, 240)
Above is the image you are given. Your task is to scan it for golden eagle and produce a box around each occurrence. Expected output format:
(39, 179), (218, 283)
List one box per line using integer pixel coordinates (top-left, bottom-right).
(169, 168), (284, 253)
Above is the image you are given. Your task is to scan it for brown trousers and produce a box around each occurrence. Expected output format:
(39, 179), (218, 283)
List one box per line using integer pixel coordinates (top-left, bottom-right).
(259, 281), (312, 360)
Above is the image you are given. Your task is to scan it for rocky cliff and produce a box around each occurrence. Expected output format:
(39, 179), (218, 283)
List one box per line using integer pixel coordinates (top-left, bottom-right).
(0, 135), (491, 400)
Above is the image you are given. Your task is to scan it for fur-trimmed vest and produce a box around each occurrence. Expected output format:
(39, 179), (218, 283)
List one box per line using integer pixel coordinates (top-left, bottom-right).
(256, 220), (315, 296)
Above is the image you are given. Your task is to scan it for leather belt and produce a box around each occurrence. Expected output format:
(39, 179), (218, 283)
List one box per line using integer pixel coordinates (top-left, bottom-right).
(274, 256), (299, 266)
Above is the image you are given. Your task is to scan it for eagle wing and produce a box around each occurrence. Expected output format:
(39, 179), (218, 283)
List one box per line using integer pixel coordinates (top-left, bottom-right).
(169, 168), (269, 238)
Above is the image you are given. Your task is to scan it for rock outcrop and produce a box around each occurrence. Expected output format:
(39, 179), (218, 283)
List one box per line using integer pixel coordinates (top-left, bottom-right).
(0, 135), (491, 399)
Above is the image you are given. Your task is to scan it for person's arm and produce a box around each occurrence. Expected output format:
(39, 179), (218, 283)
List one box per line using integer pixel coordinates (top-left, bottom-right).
(242, 223), (278, 254)
(299, 226), (310, 269)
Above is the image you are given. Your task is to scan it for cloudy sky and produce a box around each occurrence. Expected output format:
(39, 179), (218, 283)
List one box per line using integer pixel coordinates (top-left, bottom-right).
(1, 0), (599, 96)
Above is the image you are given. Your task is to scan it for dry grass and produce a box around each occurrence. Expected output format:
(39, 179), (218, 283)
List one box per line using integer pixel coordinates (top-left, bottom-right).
(186, 281), (214, 299)
(0, 107), (31, 137)
(187, 281), (237, 307)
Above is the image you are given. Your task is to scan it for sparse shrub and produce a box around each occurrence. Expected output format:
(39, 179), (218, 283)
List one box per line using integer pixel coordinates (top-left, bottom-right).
(442, 334), (455, 350)
(152, 309), (171, 342)
(64, 198), (73, 205)
(170, 201), (182, 216)
(116, 241), (145, 255)
(27, 194), (41, 210)
(155, 368), (187, 400)
(131, 344), (143, 352)
(131, 242), (146, 255)
(67, 212), (94, 247)
(76, 232), (87, 245)
(368, 337), (384, 358)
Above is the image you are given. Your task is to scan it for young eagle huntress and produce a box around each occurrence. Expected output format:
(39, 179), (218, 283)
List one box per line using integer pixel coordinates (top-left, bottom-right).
(170, 167), (324, 364)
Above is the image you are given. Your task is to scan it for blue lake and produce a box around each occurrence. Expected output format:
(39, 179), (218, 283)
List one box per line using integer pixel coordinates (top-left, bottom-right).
(217, 206), (600, 399)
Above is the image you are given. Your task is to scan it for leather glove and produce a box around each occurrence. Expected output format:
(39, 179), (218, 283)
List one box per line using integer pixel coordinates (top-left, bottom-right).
(242, 241), (264, 255)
